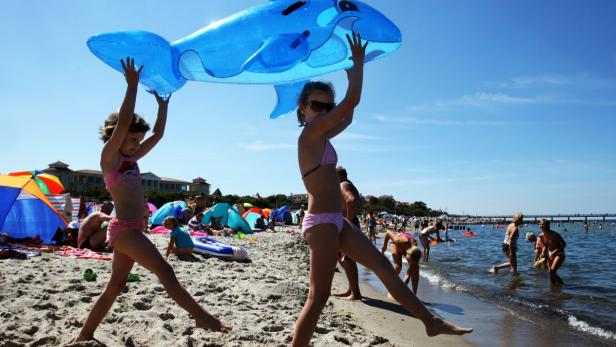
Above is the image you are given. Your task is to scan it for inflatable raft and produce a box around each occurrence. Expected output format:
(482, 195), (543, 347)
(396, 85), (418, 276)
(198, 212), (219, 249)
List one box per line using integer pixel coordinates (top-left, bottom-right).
(192, 236), (249, 261)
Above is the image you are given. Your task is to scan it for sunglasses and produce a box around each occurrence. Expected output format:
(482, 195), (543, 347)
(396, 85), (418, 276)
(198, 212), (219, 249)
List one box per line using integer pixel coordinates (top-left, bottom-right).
(307, 100), (336, 113)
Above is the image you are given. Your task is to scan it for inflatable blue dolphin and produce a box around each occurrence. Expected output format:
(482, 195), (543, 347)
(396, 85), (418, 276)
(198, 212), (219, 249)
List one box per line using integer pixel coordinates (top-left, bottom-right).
(87, 0), (401, 118)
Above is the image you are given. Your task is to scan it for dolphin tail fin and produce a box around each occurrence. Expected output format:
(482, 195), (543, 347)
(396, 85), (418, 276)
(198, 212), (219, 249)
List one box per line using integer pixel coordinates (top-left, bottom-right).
(271, 80), (309, 119)
(87, 31), (186, 95)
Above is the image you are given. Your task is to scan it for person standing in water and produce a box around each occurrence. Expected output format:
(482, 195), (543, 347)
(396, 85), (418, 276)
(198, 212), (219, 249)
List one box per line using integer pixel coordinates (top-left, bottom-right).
(292, 32), (472, 347)
(540, 219), (566, 285)
(491, 212), (522, 274)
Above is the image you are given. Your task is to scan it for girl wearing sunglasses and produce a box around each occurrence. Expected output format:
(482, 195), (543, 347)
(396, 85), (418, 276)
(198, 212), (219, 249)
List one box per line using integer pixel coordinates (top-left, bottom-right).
(292, 32), (472, 346)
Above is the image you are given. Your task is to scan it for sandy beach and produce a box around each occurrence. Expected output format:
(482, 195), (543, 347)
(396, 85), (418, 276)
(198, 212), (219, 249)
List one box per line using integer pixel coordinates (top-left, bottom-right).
(0, 230), (473, 346)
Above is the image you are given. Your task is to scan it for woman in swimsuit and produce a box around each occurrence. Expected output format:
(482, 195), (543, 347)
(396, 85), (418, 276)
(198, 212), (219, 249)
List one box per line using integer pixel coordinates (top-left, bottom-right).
(491, 212), (522, 274)
(76, 58), (229, 342)
(419, 221), (444, 262)
(293, 32), (472, 347)
(539, 219), (566, 285)
(381, 230), (421, 294)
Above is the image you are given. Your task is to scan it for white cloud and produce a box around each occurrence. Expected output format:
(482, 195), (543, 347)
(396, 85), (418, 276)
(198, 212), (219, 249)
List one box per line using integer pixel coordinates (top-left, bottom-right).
(373, 114), (532, 126)
(489, 74), (616, 90)
(407, 92), (549, 113)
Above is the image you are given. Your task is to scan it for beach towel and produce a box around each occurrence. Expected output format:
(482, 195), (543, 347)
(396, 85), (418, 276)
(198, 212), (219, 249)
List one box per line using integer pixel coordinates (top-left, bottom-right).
(6, 243), (112, 261)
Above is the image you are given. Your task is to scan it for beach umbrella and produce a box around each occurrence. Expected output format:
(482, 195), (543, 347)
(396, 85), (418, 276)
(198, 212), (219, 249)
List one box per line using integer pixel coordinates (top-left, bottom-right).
(0, 175), (67, 243)
(9, 170), (64, 194)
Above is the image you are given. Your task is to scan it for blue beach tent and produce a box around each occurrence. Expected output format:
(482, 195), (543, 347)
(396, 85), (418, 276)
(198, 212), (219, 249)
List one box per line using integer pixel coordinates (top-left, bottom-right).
(0, 175), (67, 243)
(244, 211), (265, 229)
(202, 203), (252, 234)
(271, 205), (292, 224)
(149, 200), (187, 226)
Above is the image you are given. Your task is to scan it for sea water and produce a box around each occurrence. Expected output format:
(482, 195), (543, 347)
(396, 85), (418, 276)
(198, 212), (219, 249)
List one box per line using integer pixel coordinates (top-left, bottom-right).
(359, 222), (616, 346)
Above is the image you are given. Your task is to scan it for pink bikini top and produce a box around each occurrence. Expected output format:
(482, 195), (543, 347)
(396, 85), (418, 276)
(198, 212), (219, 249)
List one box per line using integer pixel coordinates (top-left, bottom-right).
(103, 155), (141, 190)
(302, 140), (338, 179)
(400, 232), (415, 241)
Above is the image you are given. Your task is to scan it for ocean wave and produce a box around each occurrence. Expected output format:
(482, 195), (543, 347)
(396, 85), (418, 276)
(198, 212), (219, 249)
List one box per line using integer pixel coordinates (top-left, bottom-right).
(420, 270), (460, 291)
(568, 315), (616, 340)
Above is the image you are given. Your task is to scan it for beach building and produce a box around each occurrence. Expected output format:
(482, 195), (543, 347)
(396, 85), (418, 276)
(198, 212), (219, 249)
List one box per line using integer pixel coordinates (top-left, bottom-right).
(42, 161), (209, 194)
(290, 193), (308, 202)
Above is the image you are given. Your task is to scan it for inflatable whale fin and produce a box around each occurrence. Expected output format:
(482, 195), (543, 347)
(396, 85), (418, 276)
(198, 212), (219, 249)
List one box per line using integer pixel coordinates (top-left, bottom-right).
(241, 31), (311, 73)
(179, 49), (243, 79)
(271, 79), (308, 119)
(87, 31), (186, 95)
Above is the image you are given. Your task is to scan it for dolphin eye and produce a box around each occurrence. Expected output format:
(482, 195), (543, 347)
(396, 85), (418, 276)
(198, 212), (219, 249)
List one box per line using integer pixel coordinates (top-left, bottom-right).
(338, 0), (359, 12)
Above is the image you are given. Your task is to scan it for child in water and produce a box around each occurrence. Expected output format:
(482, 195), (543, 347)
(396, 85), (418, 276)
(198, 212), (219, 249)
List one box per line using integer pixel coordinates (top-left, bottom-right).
(293, 32), (471, 347)
(76, 58), (229, 342)
(165, 216), (194, 257)
(539, 219), (566, 285)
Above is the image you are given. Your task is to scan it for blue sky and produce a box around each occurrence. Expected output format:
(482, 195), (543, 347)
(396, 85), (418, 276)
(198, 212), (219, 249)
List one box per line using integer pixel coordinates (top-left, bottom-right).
(1, 0), (615, 215)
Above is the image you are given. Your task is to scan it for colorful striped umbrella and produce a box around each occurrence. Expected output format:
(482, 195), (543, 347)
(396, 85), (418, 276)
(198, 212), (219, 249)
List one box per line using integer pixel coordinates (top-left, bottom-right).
(8, 170), (65, 194)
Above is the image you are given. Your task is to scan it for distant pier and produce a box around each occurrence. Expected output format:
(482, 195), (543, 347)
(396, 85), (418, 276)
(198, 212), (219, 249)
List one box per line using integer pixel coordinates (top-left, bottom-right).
(456, 214), (616, 223)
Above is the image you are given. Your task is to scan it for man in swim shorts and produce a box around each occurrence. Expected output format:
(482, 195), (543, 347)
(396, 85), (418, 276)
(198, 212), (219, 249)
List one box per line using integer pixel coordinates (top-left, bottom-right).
(333, 166), (363, 300)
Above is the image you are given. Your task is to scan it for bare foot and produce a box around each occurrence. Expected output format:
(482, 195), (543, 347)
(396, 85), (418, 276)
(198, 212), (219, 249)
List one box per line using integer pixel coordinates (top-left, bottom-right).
(73, 334), (92, 343)
(426, 317), (473, 336)
(196, 317), (232, 332)
(339, 293), (362, 301)
(333, 289), (352, 297)
(489, 266), (498, 274)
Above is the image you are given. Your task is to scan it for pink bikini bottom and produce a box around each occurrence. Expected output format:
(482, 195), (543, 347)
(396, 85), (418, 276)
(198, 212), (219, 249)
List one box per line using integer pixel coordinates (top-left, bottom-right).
(106, 218), (145, 247)
(301, 212), (344, 238)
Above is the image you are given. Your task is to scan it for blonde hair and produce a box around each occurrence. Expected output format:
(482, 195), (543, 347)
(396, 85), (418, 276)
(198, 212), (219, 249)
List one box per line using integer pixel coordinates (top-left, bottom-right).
(406, 246), (421, 261)
(512, 212), (524, 224)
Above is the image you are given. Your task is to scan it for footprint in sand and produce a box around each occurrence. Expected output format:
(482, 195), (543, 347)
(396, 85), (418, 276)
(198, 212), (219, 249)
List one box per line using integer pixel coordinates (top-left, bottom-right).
(159, 312), (175, 321)
(314, 326), (331, 334)
(133, 300), (152, 310)
(22, 325), (39, 335)
(262, 325), (285, 332)
(33, 302), (57, 310)
(30, 336), (57, 347)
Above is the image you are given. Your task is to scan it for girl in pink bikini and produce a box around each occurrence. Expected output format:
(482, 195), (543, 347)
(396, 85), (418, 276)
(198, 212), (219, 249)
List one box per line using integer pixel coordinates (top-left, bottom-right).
(293, 32), (472, 346)
(76, 58), (229, 342)
(381, 230), (422, 294)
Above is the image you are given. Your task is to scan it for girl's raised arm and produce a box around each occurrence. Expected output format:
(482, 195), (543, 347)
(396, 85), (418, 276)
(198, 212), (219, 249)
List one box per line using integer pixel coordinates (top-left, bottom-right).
(102, 57), (142, 162)
(134, 92), (170, 159)
(305, 32), (368, 138)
